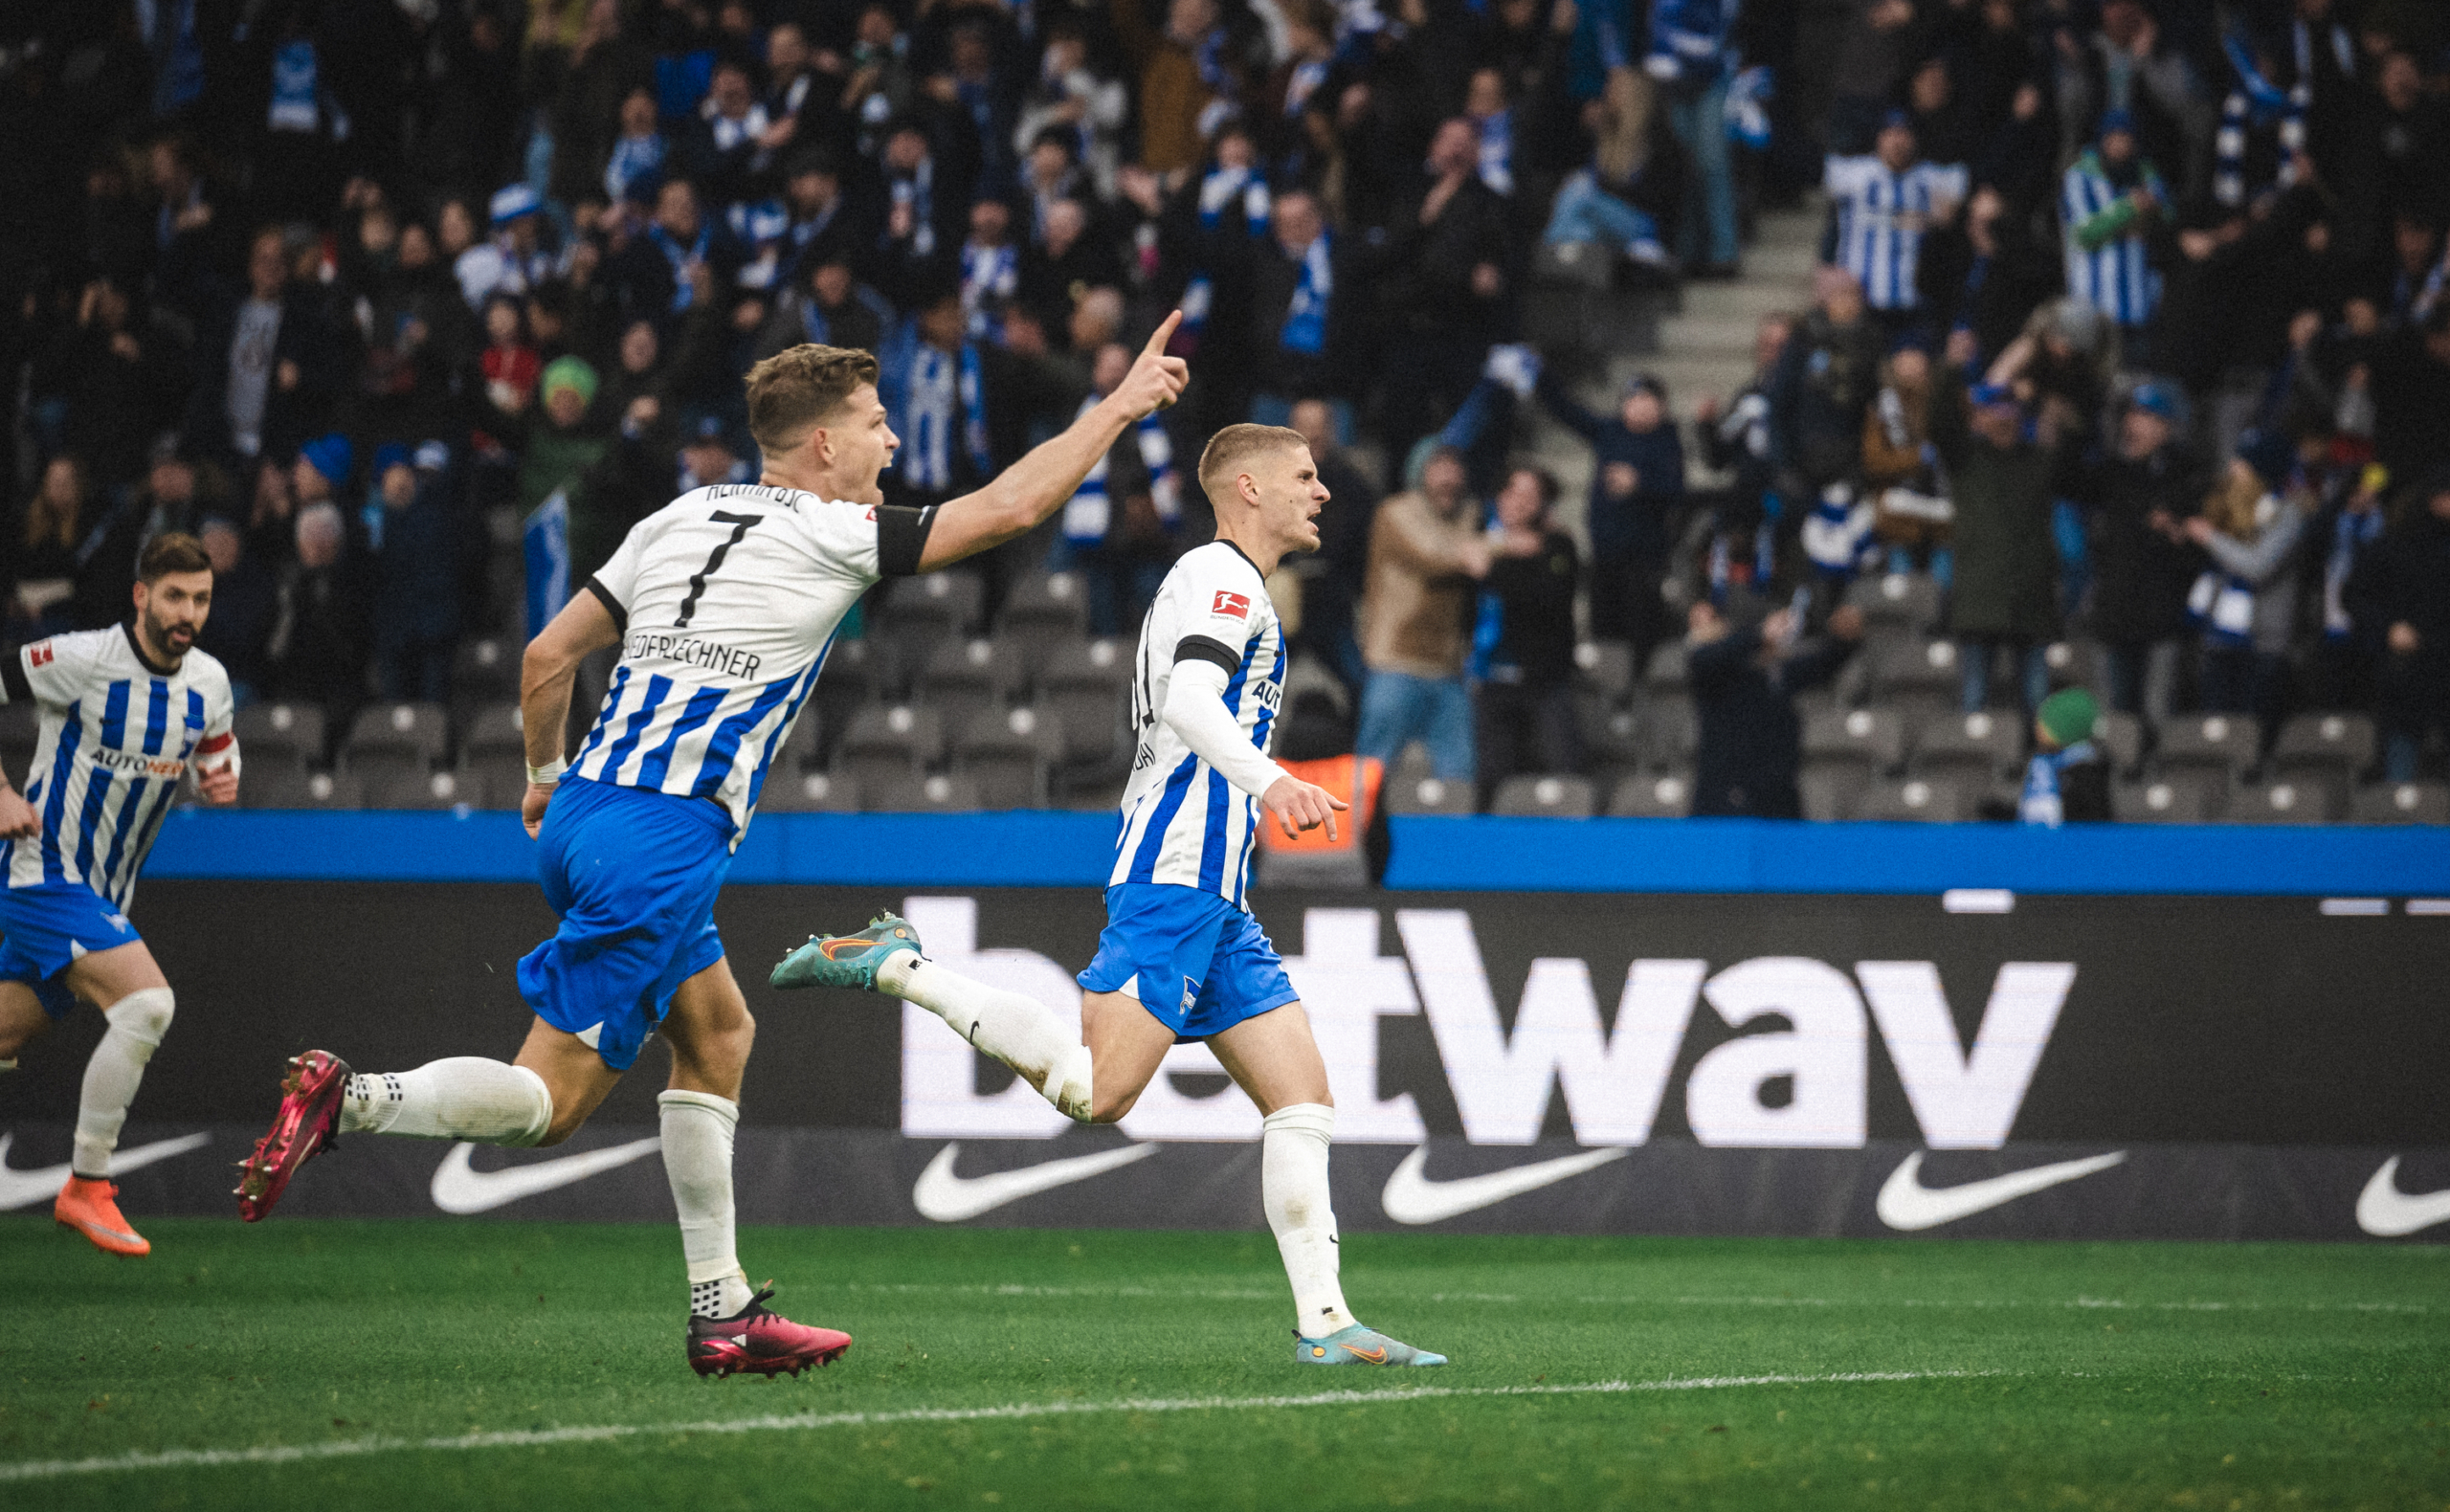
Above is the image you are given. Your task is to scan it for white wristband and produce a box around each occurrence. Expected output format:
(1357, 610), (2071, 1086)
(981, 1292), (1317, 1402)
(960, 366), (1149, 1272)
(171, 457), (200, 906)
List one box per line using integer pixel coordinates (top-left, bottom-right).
(526, 758), (567, 788)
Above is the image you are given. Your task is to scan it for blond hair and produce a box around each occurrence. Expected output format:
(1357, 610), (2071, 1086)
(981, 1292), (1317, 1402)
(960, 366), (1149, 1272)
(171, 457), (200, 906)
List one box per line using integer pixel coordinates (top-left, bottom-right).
(744, 344), (880, 455)
(1196, 423), (1308, 505)
(2205, 461), (2266, 540)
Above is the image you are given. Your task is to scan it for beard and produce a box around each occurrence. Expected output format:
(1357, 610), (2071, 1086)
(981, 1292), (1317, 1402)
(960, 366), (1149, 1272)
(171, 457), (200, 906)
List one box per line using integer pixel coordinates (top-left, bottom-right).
(144, 604), (197, 656)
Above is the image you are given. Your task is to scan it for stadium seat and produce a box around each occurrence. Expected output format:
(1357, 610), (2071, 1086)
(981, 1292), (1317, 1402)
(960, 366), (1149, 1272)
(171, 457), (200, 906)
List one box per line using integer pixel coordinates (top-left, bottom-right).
(2225, 778), (2341, 824)
(232, 701), (326, 774)
(2272, 712), (2375, 786)
(0, 700), (38, 786)
(2114, 771), (2221, 823)
(950, 705), (1066, 809)
(1846, 570), (1942, 633)
(1575, 694), (1643, 769)
(2094, 710), (2145, 773)
(867, 772), (984, 812)
(373, 768), (484, 811)
(1385, 772), (1475, 816)
(458, 756), (528, 807)
(770, 704), (823, 772)
(240, 767), (365, 811)
(915, 637), (1028, 731)
(1855, 776), (1972, 822)
(997, 571), (1091, 668)
(2155, 713), (2258, 777)
(1802, 706), (1907, 775)
(1636, 698), (1698, 771)
(757, 769), (860, 812)
(1609, 771), (1691, 817)
(452, 636), (519, 702)
(1870, 637), (1960, 723)
(343, 702), (450, 781)
(1911, 709), (2023, 782)
(1798, 760), (1866, 820)
(833, 704), (944, 789)
(1489, 774), (1596, 817)
(458, 702), (524, 765)
(809, 637), (886, 753)
(2351, 781), (2450, 825)
(1641, 640), (1688, 694)
(1036, 638), (1133, 770)
(874, 570), (980, 666)
(1571, 641), (1634, 701)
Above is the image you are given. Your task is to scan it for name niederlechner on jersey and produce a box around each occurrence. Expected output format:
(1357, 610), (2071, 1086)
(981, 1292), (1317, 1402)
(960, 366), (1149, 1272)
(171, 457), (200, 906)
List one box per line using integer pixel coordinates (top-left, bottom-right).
(568, 481), (929, 844)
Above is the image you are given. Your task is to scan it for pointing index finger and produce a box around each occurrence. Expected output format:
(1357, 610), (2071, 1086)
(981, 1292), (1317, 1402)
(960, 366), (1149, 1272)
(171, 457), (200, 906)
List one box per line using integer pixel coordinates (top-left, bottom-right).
(1142, 309), (1183, 360)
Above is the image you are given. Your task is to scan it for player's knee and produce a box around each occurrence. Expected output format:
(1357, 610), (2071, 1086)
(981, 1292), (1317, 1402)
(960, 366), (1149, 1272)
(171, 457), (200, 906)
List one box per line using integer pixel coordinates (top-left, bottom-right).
(1086, 1087), (1141, 1124)
(104, 987), (175, 1054)
(536, 1105), (587, 1147)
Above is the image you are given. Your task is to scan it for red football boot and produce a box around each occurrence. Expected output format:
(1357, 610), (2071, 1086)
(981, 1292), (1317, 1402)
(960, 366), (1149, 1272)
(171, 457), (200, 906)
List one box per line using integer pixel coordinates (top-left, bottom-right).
(56, 1176), (150, 1256)
(687, 1284), (853, 1378)
(234, 1051), (349, 1222)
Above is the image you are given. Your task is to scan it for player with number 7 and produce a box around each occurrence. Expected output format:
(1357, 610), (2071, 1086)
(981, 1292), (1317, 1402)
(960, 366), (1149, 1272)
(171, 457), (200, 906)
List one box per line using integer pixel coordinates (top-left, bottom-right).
(235, 315), (1192, 1378)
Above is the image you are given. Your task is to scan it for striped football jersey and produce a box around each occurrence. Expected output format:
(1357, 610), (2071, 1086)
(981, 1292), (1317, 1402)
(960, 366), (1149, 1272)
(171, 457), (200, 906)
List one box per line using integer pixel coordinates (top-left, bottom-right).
(571, 483), (933, 843)
(1109, 541), (1287, 906)
(4, 626), (235, 908)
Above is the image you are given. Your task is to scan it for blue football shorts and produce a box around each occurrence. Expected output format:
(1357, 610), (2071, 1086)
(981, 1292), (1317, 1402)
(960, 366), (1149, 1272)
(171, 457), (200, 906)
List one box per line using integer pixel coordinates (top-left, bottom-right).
(1077, 882), (1300, 1043)
(517, 774), (733, 1072)
(0, 879), (144, 1018)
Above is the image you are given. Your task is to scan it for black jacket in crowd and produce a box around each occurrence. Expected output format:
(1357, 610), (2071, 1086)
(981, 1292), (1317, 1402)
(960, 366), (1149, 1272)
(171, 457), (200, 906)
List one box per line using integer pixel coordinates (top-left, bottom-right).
(1687, 622), (1858, 819)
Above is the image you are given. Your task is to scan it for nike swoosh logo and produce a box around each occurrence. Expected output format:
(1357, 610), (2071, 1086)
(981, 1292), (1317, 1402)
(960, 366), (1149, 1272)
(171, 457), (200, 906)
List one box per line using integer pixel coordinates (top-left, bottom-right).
(1875, 1149), (2127, 1232)
(2354, 1157), (2450, 1237)
(429, 1137), (662, 1215)
(0, 1131), (212, 1211)
(1380, 1145), (1630, 1226)
(911, 1141), (1160, 1223)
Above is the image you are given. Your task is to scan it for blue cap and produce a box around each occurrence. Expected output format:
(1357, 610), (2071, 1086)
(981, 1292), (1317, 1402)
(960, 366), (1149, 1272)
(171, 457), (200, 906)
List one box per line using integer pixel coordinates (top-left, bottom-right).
(413, 440), (451, 472)
(2099, 107), (2136, 138)
(489, 183), (543, 225)
(690, 414), (731, 444)
(1880, 107), (1915, 133)
(371, 442), (412, 477)
(299, 433), (353, 485)
(1969, 382), (2016, 409)
(2128, 380), (2184, 424)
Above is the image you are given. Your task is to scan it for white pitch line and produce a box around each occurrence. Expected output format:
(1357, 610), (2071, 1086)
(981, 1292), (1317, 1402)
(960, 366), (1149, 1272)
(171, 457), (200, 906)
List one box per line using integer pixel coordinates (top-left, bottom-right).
(823, 1282), (2431, 1315)
(0, 1370), (1997, 1483)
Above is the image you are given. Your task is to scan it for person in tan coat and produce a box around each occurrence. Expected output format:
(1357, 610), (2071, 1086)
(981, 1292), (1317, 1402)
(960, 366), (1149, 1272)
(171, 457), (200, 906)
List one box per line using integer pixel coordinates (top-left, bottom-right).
(1109, 0), (1236, 175)
(1354, 446), (1492, 781)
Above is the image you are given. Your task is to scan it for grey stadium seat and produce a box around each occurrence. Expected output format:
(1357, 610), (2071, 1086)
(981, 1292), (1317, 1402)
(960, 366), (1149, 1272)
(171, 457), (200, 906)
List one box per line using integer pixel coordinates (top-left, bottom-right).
(874, 571), (981, 666)
(2094, 710), (2145, 773)
(1847, 570), (1943, 632)
(2114, 772), (2221, 823)
(344, 702), (449, 780)
(1912, 709), (2023, 782)
(915, 637), (1029, 731)
(832, 704), (944, 789)
(2272, 712), (2375, 784)
(950, 705), (1066, 809)
(2155, 712), (2259, 777)
(810, 637), (887, 753)
(372, 768), (485, 811)
(1576, 694), (1644, 770)
(757, 769), (860, 812)
(1571, 641), (1634, 702)
(1799, 760), (1866, 820)
(1856, 776), (1973, 822)
(1869, 637), (1960, 723)
(1036, 638), (1133, 770)
(458, 702), (524, 763)
(867, 772), (984, 812)
(452, 635), (520, 702)
(2352, 781), (2450, 825)
(2225, 778), (2340, 824)
(1802, 706), (1907, 776)
(1642, 640), (1688, 694)
(1489, 774), (1597, 818)
(241, 767), (366, 810)
(1385, 772), (1476, 816)
(1610, 771), (1692, 817)
(0, 702), (37, 787)
(232, 700), (325, 774)
(1636, 699), (1698, 771)
(997, 571), (1092, 668)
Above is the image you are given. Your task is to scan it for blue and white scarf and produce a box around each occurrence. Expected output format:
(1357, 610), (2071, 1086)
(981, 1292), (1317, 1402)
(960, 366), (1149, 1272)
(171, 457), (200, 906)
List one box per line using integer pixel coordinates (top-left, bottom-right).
(1475, 109), (1513, 195)
(648, 221), (711, 312)
(891, 159), (937, 258)
(269, 38), (320, 133)
(2018, 741), (2098, 828)
(1198, 164), (1271, 233)
(901, 343), (991, 493)
(1061, 394), (1179, 543)
(1280, 231), (1332, 355)
(961, 241), (1019, 336)
(2324, 505), (2383, 640)
(605, 132), (667, 202)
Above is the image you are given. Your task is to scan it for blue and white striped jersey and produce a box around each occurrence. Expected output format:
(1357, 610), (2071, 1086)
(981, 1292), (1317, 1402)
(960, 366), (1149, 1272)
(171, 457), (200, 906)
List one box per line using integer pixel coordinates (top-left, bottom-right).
(1110, 542), (1286, 906)
(1824, 156), (1968, 312)
(2061, 157), (2161, 328)
(572, 483), (931, 844)
(4, 627), (234, 908)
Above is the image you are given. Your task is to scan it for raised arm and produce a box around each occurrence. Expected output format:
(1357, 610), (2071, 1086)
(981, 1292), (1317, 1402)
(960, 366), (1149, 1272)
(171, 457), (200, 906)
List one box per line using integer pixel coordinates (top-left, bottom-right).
(519, 589), (624, 837)
(915, 313), (1189, 572)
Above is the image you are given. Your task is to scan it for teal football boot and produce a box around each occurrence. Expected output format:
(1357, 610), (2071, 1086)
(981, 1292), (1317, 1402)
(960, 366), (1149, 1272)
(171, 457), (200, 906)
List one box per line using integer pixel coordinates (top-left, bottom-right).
(1294, 1324), (1448, 1367)
(770, 912), (923, 991)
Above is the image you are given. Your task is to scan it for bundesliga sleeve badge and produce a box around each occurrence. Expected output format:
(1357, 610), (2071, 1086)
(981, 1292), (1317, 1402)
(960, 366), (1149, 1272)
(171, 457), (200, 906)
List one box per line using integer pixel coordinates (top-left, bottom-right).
(1211, 590), (1250, 619)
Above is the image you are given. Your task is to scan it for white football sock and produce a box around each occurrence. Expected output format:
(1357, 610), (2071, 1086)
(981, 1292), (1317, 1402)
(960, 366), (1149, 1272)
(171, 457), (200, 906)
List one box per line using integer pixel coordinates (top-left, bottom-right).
(337, 1058), (551, 1145)
(880, 954), (1093, 1122)
(661, 1090), (755, 1318)
(1262, 1102), (1354, 1336)
(72, 988), (175, 1179)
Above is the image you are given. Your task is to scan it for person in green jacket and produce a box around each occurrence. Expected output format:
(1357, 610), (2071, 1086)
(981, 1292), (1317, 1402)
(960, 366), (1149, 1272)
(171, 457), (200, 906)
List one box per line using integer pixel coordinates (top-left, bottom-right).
(1933, 373), (2069, 718)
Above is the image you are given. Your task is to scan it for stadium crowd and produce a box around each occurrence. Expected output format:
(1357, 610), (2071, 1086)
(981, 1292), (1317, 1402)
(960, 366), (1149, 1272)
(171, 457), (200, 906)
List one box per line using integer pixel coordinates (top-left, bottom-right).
(3, 0), (2448, 822)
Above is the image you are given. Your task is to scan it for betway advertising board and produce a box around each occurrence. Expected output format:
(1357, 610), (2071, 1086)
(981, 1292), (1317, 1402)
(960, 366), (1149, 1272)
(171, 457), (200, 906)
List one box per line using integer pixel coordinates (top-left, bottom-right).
(3, 884), (2444, 1240)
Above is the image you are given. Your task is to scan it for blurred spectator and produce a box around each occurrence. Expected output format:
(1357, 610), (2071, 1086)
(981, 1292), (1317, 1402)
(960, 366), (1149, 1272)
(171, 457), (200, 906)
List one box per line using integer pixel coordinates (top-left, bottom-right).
(1250, 190), (1352, 424)
(1686, 599), (1864, 817)
(40, 278), (187, 487)
(1377, 118), (1513, 456)
(1696, 316), (1791, 593)
(186, 225), (340, 473)
(1355, 446), (1492, 783)
(368, 444), (463, 703)
(14, 457), (108, 634)
(1771, 268), (1884, 499)
(1859, 339), (1950, 573)
(2374, 472), (2450, 781)
(1286, 397), (1378, 696)
(1647, 0), (1739, 276)
(756, 252), (890, 362)
(1048, 342), (1183, 635)
(2085, 382), (2205, 727)
(1999, 687), (2110, 826)
(1537, 368), (1683, 656)
(266, 501), (371, 755)
(603, 87), (669, 205)
(1825, 113), (1966, 335)
(193, 516), (275, 705)
(1472, 465), (1581, 804)
(1542, 69), (1672, 275)
(1110, 0), (1238, 176)
(1935, 380), (2065, 718)
(2185, 434), (2308, 757)
(2060, 111), (2167, 361)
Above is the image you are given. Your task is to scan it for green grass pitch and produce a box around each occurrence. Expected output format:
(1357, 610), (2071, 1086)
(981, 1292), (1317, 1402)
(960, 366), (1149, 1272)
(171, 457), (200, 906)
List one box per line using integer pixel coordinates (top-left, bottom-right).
(4, 1217), (2446, 1510)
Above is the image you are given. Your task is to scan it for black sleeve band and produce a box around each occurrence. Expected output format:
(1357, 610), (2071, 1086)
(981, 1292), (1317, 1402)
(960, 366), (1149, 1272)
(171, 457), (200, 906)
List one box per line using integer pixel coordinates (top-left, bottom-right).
(583, 577), (628, 634)
(1173, 634), (1243, 676)
(0, 647), (28, 704)
(876, 504), (940, 577)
